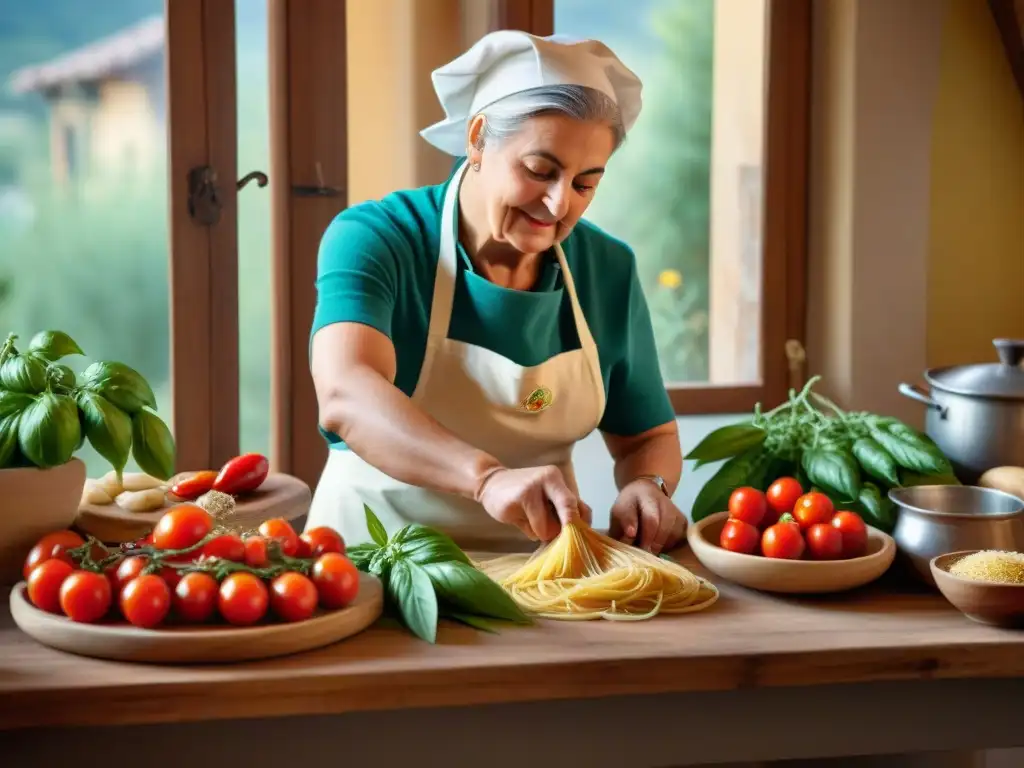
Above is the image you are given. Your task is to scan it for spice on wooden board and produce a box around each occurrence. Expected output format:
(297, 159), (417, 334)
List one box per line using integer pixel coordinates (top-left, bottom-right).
(949, 550), (1024, 585)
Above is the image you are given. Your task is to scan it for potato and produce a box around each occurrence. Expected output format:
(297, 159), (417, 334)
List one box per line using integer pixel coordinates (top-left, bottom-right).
(97, 470), (124, 498)
(81, 479), (113, 506)
(979, 466), (1024, 502)
(115, 488), (167, 513)
(121, 472), (165, 492)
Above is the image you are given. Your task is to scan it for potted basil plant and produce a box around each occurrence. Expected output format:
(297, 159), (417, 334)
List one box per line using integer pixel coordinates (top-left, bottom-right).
(0, 330), (176, 584)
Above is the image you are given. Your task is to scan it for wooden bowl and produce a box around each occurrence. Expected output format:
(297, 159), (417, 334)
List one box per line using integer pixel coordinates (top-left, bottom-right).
(930, 550), (1024, 628)
(10, 572), (384, 663)
(687, 511), (896, 594)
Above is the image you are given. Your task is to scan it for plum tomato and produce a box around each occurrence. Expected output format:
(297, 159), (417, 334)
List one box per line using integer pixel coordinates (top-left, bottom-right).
(766, 477), (804, 517)
(201, 534), (246, 562)
(243, 535), (270, 567)
(719, 518), (760, 555)
(270, 571), (319, 622)
(832, 511), (868, 558)
(805, 523), (844, 560)
(120, 574), (171, 629)
(761, 515), (806, 560)
(23, 530), (85, 579)
(258, 518), (299, 557)
(59, 570), (112, 623)
(300, 527), (345, 558)
(213, 453), (270, 495)
(792, 492), (835, 530)
(727, 487), (767, 527)
(173, 572), (219, 623)
(311, 553), (360, 609)
(152, 504), (213, 551)
(27, 558), (74, 614)
(218, 572), (269, 626)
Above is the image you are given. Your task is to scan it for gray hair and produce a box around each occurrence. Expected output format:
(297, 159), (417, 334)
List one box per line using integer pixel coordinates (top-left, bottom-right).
(474, 85), (625, 152)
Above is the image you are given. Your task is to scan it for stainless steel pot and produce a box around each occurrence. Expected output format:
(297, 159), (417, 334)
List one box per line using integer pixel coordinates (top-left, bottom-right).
(899, 338), (1024, 484)
(889, 485), (1024, 586)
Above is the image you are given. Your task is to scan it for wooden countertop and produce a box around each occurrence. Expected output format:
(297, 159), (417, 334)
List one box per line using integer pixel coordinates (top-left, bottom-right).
(3, 552), (1024, 731)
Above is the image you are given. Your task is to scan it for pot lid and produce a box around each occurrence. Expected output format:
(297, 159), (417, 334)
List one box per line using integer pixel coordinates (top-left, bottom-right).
(926, 339), (1024, 399)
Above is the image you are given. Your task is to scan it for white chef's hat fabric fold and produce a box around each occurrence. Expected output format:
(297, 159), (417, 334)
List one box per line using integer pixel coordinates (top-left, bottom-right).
(420, 30), (643, 156)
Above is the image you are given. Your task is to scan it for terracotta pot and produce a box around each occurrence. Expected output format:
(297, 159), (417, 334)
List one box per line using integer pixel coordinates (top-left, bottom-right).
(0, 458), (86, 586)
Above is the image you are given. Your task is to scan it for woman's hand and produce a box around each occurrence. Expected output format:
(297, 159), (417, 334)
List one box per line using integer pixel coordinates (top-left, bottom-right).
(476, 466), (582, 541)
(609, 479), (687, 554)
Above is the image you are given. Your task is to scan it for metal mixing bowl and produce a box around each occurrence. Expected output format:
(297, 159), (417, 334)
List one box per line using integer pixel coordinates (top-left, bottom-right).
(890, 485), (1024, 586)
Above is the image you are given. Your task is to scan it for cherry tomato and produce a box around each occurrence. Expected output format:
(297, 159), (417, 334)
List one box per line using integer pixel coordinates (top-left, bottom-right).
(218, 572), (269, 625)
(173, 572), (219, 623)
(805, 523), (844, 560)
(152, 504), (213, 551)
(259, 518), (299, 557)
(832, 511), (868, 558)
(792, 492), (835, 530)
(766, 477), (804, 517)
(295, 538), (313, 558)
(23, 530), (85, 579)
(60, 570), (112, 623)
(213, 453), (270, 495)
(243, 535), (270, 567)
(113, 556), (149, 595)
(159, 566), (182, 589)
(270, 572), (319, 622)
(727, 487), (766, 527)
(719, 518), (760, 555)
(120, 574), (171, 629)
(201, 534), (246, 562)
(761, 514), (806, 560)
(170, 470), (218, 501)
(300, 527), (345, 558)
(27, 559), (73, 613)
(311, 553), (360, 609)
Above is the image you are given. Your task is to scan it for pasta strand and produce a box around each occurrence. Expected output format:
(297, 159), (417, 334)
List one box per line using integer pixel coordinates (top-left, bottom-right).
(475, 523), (718, 621)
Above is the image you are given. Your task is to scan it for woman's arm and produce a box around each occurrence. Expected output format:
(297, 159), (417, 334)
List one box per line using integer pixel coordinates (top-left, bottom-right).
(602, 420), (682, 494)
(312, 322), (503, 500)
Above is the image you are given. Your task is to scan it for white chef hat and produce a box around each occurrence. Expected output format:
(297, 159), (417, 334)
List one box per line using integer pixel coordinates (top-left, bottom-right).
(420, 30), (643, 156)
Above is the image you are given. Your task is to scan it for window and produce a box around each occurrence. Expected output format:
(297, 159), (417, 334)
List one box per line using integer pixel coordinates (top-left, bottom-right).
(497, 0), (811, 414)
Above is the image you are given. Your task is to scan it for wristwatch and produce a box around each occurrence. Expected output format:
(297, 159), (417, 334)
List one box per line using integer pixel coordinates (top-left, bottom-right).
(634, 474), (670, 497)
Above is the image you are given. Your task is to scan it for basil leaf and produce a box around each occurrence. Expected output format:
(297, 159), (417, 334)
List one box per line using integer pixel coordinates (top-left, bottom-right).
(802, 449), (862, 502)
(347, 542), (379, 571)
(27, 330), (83, 362)
(869, 426), (950, 475)
(899, 469), (961, 487)
(396, 523), (471, 565)
(0, 390), (33, 420)
(851, 437), (900, 487)
(422, 560), (530, 624)
(77, 390), (132, 480)
(857, 481), (896, 532)
(440, 607), (500, 634)
(80, 361), (157, 413)
(691, 446), (771, 522)
(388, 559), (438, 643)
(0, 413), (20, 469)
(364, 504), (389, 547)
(17, 392), (80, 468)
(685, 422), (766, 467)
(130, 409), (176, 480)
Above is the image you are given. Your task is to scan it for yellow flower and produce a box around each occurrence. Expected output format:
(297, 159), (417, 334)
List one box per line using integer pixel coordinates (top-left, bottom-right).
(658, 269), (683, 289)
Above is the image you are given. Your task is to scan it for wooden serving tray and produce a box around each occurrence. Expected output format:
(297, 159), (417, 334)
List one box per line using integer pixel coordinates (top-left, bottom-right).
(9, 572), (383, 664)
(75, 473), (312, 543)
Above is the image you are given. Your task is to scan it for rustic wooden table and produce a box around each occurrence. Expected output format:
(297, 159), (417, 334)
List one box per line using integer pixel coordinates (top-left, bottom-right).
(2, 552), (1023, 767)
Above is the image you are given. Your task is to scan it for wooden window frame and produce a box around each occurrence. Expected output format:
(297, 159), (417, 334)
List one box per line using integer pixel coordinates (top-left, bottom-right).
(268, 0), (348, 490)
(166, 0), (240, 472)
(495, 0), (812, 416)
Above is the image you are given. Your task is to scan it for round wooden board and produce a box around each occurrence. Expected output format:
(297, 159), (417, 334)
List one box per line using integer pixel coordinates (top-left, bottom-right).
(10, 572), (383, 664)
(74, 473), (312, 543)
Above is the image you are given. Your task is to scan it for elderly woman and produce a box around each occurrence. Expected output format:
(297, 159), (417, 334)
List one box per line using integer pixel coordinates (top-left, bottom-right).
(306, 31), (686, 554)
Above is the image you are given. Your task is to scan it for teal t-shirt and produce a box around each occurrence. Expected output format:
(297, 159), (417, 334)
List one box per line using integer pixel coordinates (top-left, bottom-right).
(311, 172), (674, 448)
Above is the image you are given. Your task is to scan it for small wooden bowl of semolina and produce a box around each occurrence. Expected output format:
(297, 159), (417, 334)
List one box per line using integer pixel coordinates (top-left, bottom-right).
(930, 549), (1024, 628)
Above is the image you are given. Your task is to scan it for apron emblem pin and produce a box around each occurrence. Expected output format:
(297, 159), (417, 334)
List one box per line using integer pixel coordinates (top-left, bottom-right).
(520, 387), (553, 413)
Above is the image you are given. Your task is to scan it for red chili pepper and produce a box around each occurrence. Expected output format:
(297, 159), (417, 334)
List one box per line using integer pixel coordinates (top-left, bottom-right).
(170, 470), (218, 501)
(213, 453), (270, 496)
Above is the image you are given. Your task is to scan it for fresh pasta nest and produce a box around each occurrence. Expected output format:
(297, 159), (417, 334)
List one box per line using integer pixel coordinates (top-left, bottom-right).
(475, 523), (719, 621)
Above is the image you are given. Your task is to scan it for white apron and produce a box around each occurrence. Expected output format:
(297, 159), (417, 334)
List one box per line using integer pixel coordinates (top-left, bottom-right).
(305, 160), (606, 550)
